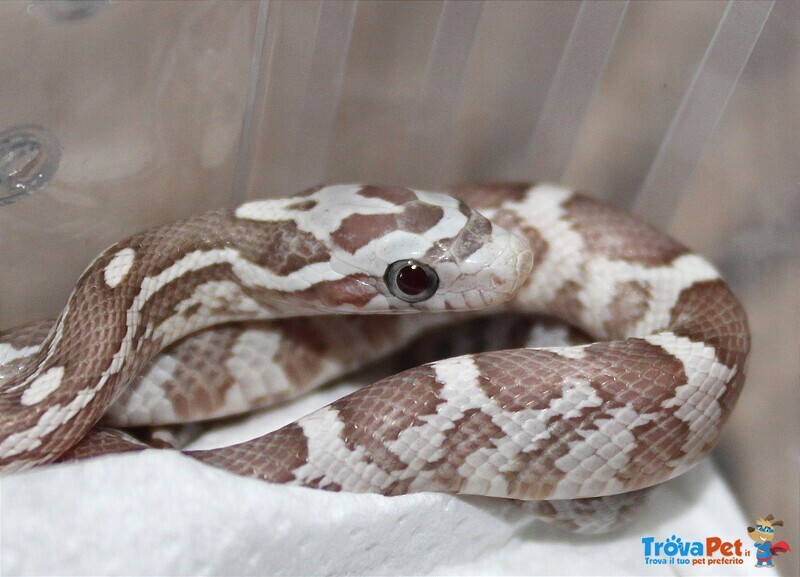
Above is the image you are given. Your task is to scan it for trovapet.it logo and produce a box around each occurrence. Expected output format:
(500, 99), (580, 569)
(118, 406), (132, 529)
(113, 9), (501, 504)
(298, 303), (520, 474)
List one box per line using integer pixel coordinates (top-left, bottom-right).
(642, 514), (792, 569)
(641, 535), (747, 567)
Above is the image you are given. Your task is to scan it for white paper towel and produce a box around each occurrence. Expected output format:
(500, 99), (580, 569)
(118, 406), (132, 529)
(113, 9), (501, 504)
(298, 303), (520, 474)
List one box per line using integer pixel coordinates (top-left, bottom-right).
(1, 381), (757, 576)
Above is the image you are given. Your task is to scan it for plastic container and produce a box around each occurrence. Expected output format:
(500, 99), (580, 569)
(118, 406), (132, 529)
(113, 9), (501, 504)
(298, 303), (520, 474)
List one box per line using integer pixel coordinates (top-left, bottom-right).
(1, 2), (796, 575)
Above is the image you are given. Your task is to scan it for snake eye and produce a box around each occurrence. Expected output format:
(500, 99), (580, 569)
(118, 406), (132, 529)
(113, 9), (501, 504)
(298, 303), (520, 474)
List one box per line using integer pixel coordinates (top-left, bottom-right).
(384, 259), (439, 303)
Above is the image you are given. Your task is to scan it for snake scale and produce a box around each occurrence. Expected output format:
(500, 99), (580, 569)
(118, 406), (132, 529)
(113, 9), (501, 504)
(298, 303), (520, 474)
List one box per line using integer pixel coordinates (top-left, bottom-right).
(0, 183), (749, 529)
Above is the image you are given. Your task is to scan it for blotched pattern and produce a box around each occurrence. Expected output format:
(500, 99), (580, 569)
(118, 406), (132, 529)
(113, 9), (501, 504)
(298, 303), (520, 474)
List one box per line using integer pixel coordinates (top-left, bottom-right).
(0, 183), (749, 532)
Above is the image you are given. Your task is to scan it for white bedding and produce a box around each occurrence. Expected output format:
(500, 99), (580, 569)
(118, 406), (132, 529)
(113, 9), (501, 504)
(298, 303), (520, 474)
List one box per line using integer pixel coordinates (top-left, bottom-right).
(1, 381), (755, 576)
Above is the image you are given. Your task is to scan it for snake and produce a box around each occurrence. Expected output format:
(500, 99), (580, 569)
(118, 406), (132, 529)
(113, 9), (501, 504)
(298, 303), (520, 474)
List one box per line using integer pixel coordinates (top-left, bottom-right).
(0, 183), (749, 530)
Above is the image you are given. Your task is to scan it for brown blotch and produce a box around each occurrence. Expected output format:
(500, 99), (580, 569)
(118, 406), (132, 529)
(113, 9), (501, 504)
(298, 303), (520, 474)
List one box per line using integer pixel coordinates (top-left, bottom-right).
(304, 477), (343, 492)
(274, 320), (327, 387)
(136, 263), (241, 347)
(0, 207), (341, 464)
(668, 279), (750, 419)
(181, 212), (332, 277)
(563, 195), (688, 265)
(300, 274), (377, 308)
(248, 219), (331, 276)
(581, 339), (690, 415)
(287, 316), (403, 372)
(527, 500), (558, 519)
(669, 279), (750, 369)
(118, 317), (410, 426)
(15, 246), (143, 435)
(358, 185), (416, 204)
(605, 280), (651, 339)
(286, 199), (317, 211)
(331, 213), (397, 253)
(423, 210), (492, 263)
(522, 226), (550, 272)
(548, 280), (584, 324)
(332, 365), (445, 474)
(452, 213), (492, 261)
(485, 369), (597, 495)
(156, 326), (241, 421)
(331, 201), (444, 253)
(457, 200), (472, 219)
(295, 184), (324, 197)
(118, 211), (333, 278)
(450, 182), (532, 210)
(57, 428), (148, 463)
(189, 422), (309, 484)
(473, 349), (568, 415)
(584, 339), (695, 490)
(468, 341), (695, 498)
(398, 201), (444, 233)
(424, 408), (508, 494)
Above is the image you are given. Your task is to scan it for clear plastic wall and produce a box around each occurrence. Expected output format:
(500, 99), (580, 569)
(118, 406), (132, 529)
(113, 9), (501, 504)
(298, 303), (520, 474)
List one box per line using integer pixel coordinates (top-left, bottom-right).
(1, 1), (797, 575)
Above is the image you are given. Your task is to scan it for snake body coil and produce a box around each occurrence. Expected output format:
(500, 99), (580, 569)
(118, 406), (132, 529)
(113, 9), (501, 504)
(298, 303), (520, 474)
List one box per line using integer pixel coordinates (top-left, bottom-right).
(0, 183), (749, 513)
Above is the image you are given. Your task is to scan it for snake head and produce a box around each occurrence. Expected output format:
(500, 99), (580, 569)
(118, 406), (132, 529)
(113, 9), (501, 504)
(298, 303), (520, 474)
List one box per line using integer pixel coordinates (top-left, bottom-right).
(248, 185), (533, 313)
